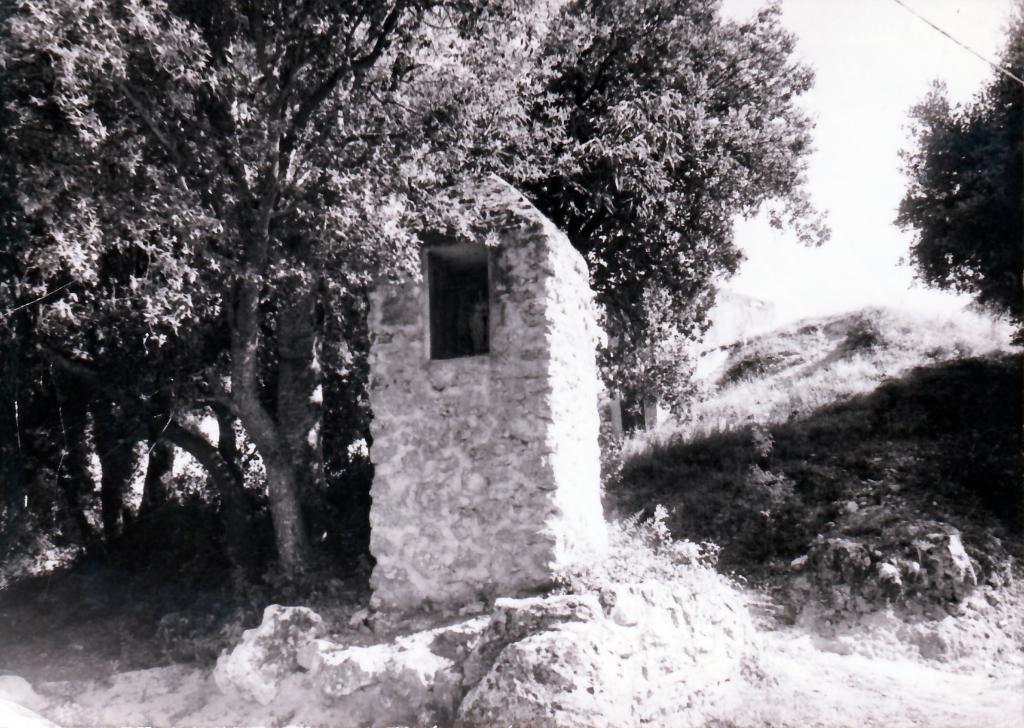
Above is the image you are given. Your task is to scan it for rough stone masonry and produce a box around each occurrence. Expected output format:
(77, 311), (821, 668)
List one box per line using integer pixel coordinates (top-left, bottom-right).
(367, 177), (607, 613)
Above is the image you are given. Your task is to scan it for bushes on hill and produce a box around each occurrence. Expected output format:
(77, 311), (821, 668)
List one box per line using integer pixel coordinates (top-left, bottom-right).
(612, 354), (1023, 613)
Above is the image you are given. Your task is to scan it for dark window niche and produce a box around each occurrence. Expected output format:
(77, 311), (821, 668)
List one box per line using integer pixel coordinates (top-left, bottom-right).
(427, 246), (490, 359)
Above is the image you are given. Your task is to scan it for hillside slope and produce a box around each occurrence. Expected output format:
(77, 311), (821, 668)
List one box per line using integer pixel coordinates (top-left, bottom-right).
(677, 306), (1013, 442)
(611, 308), (1022, 666)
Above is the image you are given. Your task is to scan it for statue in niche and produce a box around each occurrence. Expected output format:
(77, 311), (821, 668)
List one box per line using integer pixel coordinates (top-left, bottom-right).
(428, 247), (489, 359)
(468, 291), (488, 354)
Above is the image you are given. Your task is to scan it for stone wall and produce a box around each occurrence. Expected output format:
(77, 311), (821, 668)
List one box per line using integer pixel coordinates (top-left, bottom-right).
(367, 178), (606, 613)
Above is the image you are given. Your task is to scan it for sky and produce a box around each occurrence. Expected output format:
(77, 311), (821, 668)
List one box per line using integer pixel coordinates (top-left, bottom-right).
(717, 0), (1017, 324)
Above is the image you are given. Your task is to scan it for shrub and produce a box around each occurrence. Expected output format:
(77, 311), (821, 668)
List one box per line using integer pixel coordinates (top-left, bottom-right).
(0, 514), (81, 589)
(841, 317), (886, 352)
(555, 506), (721, 595)
(720, 350), (788, 385)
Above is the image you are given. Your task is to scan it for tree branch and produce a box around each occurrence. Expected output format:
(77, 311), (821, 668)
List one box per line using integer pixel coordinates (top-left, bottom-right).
(116, 80), (188, 173)
(41, 345), (244, 492)
(280, 3), (409, 161)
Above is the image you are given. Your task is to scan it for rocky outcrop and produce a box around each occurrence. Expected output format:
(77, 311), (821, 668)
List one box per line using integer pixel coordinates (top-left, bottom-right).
(0, 699), (58, 728)
(0, 676), (58, 728)
(296, 617), (488, 726)
(788, 511), (1011, 616)
(213, 605), (324, 705)
(213, 582), (760, 727)
(457, 584), (759, 727)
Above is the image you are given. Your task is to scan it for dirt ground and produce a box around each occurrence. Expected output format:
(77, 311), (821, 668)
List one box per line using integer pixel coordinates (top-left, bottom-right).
(707, 628), (1024, 728)
(5, 617), (1020, 728)
(2, 570), (1021, 727)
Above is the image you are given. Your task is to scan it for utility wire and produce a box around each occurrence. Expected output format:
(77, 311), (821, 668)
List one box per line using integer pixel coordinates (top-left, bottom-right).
(2, 281), (73, 318)
(890, 0), (1024, 88)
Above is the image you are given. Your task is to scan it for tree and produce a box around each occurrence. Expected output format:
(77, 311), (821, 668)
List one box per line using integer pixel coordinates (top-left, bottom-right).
(897, 7), (1023, 328)
(0, 54), (26, 552)
(2, 0), (554, 577)
(3, 0), (824, 575)
(518, 0), (826, 407)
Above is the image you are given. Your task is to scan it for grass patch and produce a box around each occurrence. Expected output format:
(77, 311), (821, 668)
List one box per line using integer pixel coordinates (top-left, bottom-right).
(674, 306), (1013, 443)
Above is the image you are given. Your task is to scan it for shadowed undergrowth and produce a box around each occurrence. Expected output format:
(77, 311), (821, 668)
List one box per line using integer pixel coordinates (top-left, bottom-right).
(610, 353), (1023, 611)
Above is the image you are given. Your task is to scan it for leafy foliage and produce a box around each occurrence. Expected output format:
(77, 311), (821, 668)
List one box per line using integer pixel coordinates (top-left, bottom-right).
(3, 0), (554, 345)
(2, 0), (556, 573)
(1, 0), (824, 575)
(897, 8), (1023, 328)
(521, 0), (826, 404)
(554, 505), (721, 596)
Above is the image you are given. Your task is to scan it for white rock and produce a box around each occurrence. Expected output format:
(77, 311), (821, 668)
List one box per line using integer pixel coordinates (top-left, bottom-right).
(213, 605), (324, 705)
(878, 562), (902, 584)
(946, 535), (976, 580)
(0, 698), (58, 728)
(306, 616), (489, 727)
(610, 590), (643, 627)
(0, 675), (47, 713)
(458, 581), (760, 727)
(348, 608), (370, 628)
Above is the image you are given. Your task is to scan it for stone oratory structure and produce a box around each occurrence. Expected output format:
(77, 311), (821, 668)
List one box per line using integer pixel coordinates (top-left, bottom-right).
(367, 177), (607, 612)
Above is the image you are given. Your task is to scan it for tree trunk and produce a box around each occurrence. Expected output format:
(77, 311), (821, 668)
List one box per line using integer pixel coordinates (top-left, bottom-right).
(140, 439), (173, 517)
(92, 399), (135, 542)
(0, 311), (23, 554)
(163, 419), (256, 576)
(212, 403), (255, 576)
(262, 455), (310, 573)
(276, 272), (326, 529)
(231, 272), (310, 578)
(212, 402), (243, 480)
(57, 392), (96, 543)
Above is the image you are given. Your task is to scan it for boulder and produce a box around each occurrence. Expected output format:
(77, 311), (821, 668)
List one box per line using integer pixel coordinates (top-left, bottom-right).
(460, 594), (602, 689)
(939, 533), (977, 598)
(210, 579), (759, 727)
(0, 676), (55, 728)
(457, 581), (760, 727)
(0, 699), (58, 728)
(299, 617), (488, 727)
(791, 513), (991, 615)
(213, 605), (324, 705)
(0, 675), (47, 713)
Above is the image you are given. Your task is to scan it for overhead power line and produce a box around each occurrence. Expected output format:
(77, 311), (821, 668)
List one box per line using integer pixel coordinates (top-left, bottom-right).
(890, 0), (1024, 88)
(2, 281), (73, 319)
